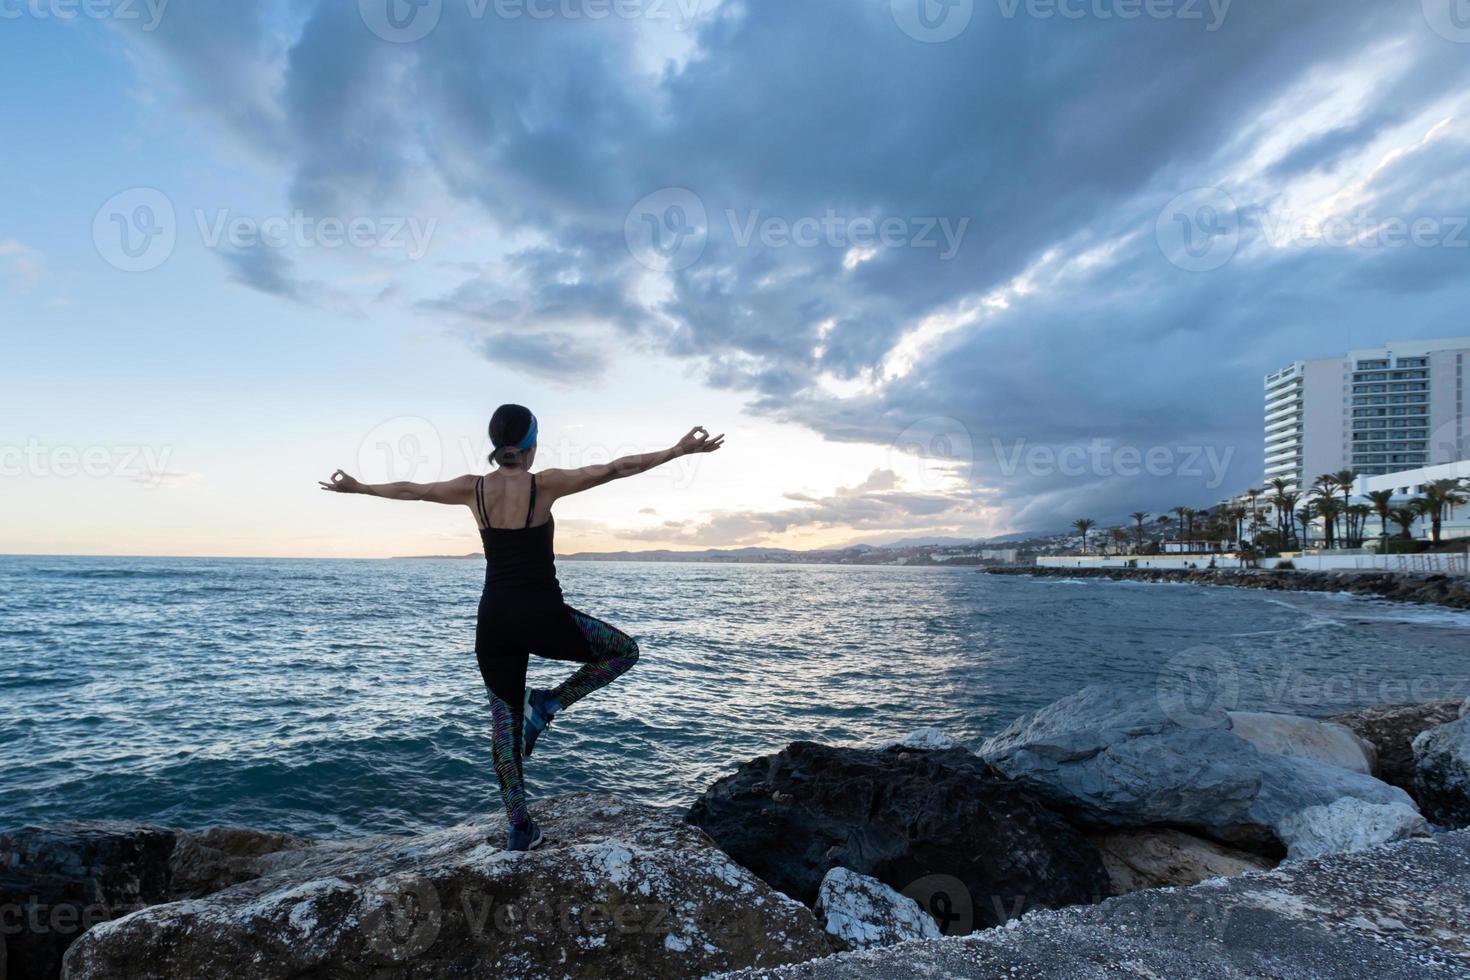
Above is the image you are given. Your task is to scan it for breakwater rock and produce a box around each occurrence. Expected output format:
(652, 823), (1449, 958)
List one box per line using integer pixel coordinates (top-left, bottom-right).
(0, 823), (313, 980)
(718, 828), (1470, 979)
(14, 796), (831, 980)
(686, 741), (1110, 933)
(982, 565), (1470, 609)
(980, 685), (1426, 859)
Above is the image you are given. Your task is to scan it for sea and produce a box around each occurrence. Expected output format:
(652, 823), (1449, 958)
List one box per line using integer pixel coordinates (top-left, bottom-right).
(4, 555), (1469, 838)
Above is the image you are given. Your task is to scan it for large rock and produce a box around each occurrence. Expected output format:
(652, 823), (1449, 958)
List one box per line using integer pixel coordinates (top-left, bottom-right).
(686, 741), (1110, 933)
(61, 794), (831, 980)
(814, 867), (939, 951)
(1328, 700), (1463, 792)
(1085, 829), (1273, 895)
(1227, 711), (1375, 775)
(1277, 799), (1429, 859)
(980, 685), (1424, 855)
(1413, 715), (1470, 827)
(0, 822), (310, 980)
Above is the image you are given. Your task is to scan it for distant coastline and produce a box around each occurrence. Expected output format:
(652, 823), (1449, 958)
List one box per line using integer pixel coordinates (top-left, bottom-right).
(985, 565), (1470, 611)
(393, 539), (1027, 566)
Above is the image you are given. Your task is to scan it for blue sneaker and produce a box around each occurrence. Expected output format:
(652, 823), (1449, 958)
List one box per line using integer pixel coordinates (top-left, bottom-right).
(523, 689), (558, 757)
(507, 819), (544, 852)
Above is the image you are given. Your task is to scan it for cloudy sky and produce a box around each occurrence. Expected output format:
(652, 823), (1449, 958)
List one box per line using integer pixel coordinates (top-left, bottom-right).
(3, 0), (1468, 557)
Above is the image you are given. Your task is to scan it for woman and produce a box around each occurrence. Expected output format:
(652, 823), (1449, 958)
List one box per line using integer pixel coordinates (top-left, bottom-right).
(321, 405), (724, 851)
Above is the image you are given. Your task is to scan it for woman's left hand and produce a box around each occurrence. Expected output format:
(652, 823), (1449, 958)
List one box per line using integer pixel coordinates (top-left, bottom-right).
(675, 426), (726, 456)
(319, 469), (364, 494)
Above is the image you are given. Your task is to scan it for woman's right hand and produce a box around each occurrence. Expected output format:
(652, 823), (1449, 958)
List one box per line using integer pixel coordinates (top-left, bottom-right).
(319, 469), (364, 494)
(675, 426), (725, 456)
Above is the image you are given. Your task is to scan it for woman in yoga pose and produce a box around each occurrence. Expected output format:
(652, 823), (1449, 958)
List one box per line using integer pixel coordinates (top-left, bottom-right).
(321, 406), (724, 850)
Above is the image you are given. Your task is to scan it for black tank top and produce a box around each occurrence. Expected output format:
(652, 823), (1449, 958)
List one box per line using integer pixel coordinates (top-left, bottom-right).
(476, 475), (562, 596)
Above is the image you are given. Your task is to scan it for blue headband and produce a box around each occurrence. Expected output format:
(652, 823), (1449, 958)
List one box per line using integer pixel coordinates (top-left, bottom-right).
(514, 415), (538, 450)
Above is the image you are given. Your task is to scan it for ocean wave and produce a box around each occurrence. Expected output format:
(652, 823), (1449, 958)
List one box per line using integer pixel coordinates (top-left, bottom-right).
(37, 567), (201, 581)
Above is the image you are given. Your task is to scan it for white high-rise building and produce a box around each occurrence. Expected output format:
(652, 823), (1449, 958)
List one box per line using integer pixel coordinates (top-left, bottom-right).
(1264, 338), (1470, 491)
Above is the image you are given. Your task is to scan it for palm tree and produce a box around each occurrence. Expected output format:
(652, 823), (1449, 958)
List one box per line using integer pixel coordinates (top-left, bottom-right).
(1311, 475), (1340, 548)
(1346, 503), (1372, 549)
(1111, 527), (1130, 555)
(1366, 489), (1395, 547)
(1296, 501), (1317, 549)
(1419, 479), (1470, 545)
(1073, 518), (1096, 554)
(1171, 507), (1189, 549)
(1130, 511), (1149, 548)
(1316, 496), (1340, 550)
(1388, 506), (1419, 540)
(1267, 478), (1293, 545)
(1246, 487), (1262, 531)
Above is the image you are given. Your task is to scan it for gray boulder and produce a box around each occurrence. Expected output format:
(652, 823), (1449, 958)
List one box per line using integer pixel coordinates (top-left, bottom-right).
(1412, 715), (1470, 827)
(980, 685), (1423, 855)
(61, 794), (831, 980)
(814, 867), (940, 951)
(1277, 799), (1429, 859)
(0, 821), (311, 980)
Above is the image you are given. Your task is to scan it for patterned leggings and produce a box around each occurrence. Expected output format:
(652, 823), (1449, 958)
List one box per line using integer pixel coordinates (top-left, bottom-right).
(476, 602), (640, 826)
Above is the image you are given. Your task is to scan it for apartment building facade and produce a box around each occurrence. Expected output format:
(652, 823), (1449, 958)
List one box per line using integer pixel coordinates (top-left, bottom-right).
(1264, 338), (1470, 490)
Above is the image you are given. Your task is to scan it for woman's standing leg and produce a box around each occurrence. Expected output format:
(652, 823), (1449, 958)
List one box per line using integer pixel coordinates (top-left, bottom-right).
(476, 646), (531, 828)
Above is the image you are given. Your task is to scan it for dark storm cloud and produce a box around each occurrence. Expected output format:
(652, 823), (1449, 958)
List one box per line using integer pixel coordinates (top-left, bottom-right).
(122, 0), (1470, 533)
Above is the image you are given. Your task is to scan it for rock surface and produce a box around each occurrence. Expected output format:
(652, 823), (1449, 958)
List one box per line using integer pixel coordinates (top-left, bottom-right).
(982, 565), (1470, 610)
(1085, 829), (1273, 895)
(1276, 799), (1429, 859)
(719, 829), (1470, 979)
(0, 822), (310, 980)
(61, 794), (831, 980)
(686, 741), (1110, 932)
(1329, 700), (1463, 793)
(1413, 714), (1470, 827)
(813, 868), (939, 951)
(1227, 711), (1375, 775)
(979, 685), (1424, 855)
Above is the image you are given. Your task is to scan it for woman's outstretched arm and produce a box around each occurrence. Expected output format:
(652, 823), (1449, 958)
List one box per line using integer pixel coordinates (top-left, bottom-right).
(540, 426), (724, 499)
(318, 470), (478, 505)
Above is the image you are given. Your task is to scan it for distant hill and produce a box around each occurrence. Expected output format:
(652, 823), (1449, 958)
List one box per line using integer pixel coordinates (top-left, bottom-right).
(393, 533), (1054, 565)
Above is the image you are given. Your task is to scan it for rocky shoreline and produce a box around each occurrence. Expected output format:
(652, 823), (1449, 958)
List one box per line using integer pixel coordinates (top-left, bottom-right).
(5, 688), (1468, 980)
(982, 565), (1470, 610)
